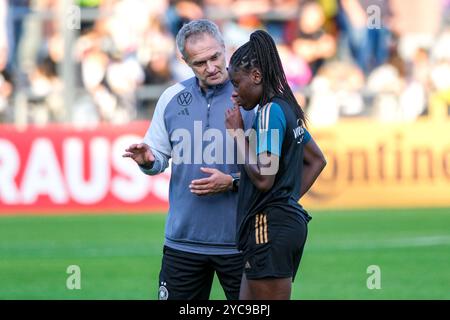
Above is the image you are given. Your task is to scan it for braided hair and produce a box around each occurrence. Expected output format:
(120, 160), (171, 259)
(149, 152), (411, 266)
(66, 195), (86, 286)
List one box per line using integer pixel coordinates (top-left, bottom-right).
(229, 30), (306, 126)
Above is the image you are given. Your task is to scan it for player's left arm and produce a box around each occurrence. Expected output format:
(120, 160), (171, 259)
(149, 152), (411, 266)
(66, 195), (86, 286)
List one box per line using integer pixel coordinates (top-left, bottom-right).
(300, 131), (327, 198)
(226, 103), (285, 193)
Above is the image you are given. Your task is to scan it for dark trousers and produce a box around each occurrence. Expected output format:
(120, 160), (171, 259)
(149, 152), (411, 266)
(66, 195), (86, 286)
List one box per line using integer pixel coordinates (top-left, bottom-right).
(158, 246), (244, 300)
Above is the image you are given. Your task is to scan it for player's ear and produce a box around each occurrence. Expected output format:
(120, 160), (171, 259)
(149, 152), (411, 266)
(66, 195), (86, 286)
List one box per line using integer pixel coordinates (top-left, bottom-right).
(251, 68), (262, 85)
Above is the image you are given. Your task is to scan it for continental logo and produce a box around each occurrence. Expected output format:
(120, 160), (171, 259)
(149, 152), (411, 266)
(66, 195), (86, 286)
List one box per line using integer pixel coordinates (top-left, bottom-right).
(304, 121), (450, 205)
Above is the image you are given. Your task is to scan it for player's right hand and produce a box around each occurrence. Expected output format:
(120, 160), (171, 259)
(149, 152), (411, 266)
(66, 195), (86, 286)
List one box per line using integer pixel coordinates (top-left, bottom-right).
(122, 143), (155, 168)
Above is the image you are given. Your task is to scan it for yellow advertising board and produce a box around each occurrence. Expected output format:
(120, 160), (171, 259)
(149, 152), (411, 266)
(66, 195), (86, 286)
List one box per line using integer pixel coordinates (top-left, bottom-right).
(302, 119), (450, 209)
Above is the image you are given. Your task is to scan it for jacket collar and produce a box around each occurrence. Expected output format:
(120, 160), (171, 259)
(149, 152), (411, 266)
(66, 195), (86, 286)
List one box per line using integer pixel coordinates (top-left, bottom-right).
(194, 77), (230, 95)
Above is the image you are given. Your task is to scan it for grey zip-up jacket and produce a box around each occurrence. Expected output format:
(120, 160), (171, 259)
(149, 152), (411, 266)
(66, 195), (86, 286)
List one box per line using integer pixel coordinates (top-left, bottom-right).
(141, 77), (254, 255)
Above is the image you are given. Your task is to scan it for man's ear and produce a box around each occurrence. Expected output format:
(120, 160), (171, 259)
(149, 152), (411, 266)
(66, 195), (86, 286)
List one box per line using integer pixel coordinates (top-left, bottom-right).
(251, 68), (262, 85)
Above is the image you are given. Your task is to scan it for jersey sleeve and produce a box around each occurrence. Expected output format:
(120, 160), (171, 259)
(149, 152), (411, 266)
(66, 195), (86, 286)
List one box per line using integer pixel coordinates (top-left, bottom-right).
(256, 103), (286, 156)
(302, 128), (312, 145)
(143, 85), (182, 157)
(140, 85), (182, 175)
(242, 106), (257, 131)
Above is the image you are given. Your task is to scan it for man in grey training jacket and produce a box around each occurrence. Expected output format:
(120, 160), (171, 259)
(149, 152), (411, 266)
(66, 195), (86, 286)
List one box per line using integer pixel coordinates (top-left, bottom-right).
(123, 19), (254, 300)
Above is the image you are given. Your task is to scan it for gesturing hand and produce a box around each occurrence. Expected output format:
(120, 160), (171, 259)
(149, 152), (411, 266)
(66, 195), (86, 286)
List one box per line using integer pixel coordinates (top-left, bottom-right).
(122, 143), (155, 168)
(189, 167), (233, 196)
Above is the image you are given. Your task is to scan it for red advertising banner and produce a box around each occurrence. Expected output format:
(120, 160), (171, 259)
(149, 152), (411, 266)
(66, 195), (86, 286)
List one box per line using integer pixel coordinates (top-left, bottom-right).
(0, 122), (170, 215)
(3, 119), (449, 215)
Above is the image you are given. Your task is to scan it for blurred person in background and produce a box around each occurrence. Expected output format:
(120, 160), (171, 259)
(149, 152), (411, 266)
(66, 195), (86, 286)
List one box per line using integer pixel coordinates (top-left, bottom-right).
(76, 0), (101, 32)
(144, 52), (173, 85)
(276, 43), (312, 90)
(78, 34), (113, 123)
(222, 14), (263, 59)
(140, 15), (175, 85)
(378, 0), (445, 122)
(291, 0), (336, 76)
(307, 60), (365, 125)
(366, 53), (406, 122)
(165, 0), (204, 37)
(0, 0), (6, 62)
(15, 0), (47, 75)
(265, 0), (299, 41)
(123, 19), (255, 300)
(27, 55), (64, 124)
(0, 64), (13, 123)
(73, 18), (109, 125)
(163, 0), (202, 87)
(0, 0), (13, 122)
(73, 0), (160, 125)
(428, 26), (450, 117)
(5, 0), (30, 73)
(229, 0), (271, 17)
(367, 38), (428, 122)
(389, 0), (442, 63)
(105, 49), (145, 122)
(337, 0), (392, 74)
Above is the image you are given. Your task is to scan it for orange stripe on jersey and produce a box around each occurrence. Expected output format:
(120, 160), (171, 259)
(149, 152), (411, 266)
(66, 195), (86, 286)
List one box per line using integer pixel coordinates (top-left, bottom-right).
(255, 214), (260, 244)
(263, 213), (268, 243)
(259, 214), (264, 245)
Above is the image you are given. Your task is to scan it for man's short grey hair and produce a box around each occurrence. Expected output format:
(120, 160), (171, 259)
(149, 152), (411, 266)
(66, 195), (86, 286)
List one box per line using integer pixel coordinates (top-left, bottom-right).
(176, 19), (225, 59)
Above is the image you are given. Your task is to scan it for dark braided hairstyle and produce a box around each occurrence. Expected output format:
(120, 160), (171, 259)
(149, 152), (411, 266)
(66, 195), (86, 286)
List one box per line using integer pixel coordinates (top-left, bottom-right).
(229, 30), (306, 126)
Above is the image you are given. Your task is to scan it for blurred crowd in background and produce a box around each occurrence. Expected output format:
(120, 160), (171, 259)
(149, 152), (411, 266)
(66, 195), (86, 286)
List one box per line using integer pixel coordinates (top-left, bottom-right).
(0, 0), (449, 126)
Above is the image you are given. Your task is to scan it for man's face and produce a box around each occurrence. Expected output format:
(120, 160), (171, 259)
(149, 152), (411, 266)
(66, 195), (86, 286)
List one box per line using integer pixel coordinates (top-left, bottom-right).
(184, 34), (228, 89)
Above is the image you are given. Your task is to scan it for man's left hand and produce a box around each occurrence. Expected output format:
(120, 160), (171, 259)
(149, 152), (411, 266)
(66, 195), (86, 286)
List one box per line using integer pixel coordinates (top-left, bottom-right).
(190, 167), (233, 196)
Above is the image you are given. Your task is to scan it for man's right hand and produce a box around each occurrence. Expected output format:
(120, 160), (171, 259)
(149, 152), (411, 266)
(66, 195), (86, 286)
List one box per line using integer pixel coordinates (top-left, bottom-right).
(122, 143), (155, 168)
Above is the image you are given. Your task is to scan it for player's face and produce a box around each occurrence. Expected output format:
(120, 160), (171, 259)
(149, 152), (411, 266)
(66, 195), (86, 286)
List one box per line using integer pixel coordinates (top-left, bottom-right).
(228, 66), (262, 110)
(184, 34), (228, 89)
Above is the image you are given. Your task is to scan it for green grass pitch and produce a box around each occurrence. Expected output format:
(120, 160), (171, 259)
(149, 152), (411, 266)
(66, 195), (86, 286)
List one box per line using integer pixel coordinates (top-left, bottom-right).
(0, 208), (449, 299)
